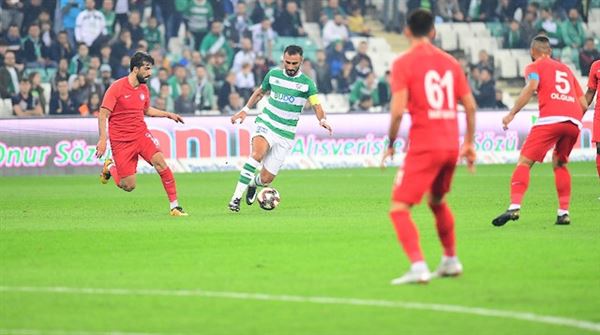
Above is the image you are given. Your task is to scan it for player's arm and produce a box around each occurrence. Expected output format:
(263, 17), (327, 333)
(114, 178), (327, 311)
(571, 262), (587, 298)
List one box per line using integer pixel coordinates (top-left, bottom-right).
(585, 88), (596, 107)
(144, 106), (184, 123)
(230, 87), (267, 124)
(381, 89), (408, 168)
(95, 106), (111, 158)
(309, 94), (332, 135)
(460, 93), (477, 172)
(503, 76), (538, 130)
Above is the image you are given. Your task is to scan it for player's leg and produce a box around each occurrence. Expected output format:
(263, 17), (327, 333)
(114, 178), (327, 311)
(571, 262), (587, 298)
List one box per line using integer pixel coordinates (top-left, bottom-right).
(552, 123), (580, 225)
(103, 140), (138, 191)
(229, 135), (269, 212)
(594, 114), (600, 180)
(246, 138), (290, 205)
(150, 152), (188, 216)
(596, 143), (600, 181)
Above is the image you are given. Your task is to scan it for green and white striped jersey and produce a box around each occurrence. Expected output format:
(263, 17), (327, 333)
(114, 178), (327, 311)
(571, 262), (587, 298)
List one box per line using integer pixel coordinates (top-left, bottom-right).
(256, 68), (318, 140)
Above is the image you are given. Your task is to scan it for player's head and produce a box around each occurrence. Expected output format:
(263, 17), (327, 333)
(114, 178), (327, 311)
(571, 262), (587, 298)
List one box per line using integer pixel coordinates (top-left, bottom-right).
(283, 45), (303, 77)
(530, 35), (551, 61)
(130, 51), (155, 84)
(405, 9), (435, 40)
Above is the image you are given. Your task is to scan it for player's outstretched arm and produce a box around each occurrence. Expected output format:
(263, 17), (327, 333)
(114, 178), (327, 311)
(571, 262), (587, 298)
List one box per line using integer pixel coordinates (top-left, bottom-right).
(460, 93), (477, 173)
(96, 107), (111, 158)
(381, 89), (408, 169)
(585, 88), (596, 108)
(503, 78), (538, 130)
(145, 106), (184, 123)
(309, 96), (332, 135)
(231, 87), (266, 124)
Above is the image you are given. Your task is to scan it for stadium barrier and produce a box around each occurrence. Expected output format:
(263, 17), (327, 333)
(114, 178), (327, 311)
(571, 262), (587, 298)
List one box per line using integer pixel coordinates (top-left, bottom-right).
(0, 111), (595, 176)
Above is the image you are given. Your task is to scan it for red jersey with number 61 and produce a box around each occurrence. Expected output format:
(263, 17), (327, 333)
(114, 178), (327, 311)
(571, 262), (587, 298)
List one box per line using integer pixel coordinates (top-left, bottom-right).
(524, 57), (583, 126)
(391, 42), (471, 151)
(101, 77), (151, 142)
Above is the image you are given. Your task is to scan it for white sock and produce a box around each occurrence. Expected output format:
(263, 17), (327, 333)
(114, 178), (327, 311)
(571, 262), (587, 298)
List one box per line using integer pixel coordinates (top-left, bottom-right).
(170, 200), (179, 209)
(557, 209), (569, 216)
(442, 255), (457, 262)
(232, 158), (260, 200)
(251, 174), (265, 187)
(411, 261), (429, 272)
(508, 204), (521, 210)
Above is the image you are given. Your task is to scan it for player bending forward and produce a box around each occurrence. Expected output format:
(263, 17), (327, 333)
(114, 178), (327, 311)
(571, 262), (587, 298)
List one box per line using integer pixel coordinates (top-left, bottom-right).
(492, 35), (587, 226)
(382, 9), (477, 285)
(584, 59), (600, 183)
(95, 51), (189, 216)
(228, 45), (333, 212)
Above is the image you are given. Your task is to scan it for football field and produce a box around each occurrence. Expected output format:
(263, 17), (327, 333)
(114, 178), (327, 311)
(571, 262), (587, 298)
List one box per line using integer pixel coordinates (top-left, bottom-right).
(1, 163), (599, 334)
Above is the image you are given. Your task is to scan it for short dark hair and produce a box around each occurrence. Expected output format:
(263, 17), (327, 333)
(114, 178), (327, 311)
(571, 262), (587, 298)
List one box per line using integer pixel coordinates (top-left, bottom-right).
(130, 51), (155, 71)
(407, 9), (434, 38)
(284, 45), (303, 57)
(531, 34), (550, 48)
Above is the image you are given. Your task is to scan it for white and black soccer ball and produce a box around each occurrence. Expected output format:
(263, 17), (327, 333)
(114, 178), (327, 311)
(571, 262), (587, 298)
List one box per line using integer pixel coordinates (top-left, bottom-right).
(257, 187), (281, 211)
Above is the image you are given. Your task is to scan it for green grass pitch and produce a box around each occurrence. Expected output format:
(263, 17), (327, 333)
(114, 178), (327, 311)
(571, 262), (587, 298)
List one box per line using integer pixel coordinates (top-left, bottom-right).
(1, 163), (599, 334)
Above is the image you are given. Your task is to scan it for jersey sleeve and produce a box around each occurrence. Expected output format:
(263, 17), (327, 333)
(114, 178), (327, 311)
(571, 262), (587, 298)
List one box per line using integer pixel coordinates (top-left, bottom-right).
(261, 69), (272, 91)
(307, 79), (318, 98)
(455, 65), (471, 98)
(390, 57), (409, 94)
(101, 81), (119, 111)
(144, 85), (150, 110)
(588, 61), (599, 90)
(524, 63), (539, 82)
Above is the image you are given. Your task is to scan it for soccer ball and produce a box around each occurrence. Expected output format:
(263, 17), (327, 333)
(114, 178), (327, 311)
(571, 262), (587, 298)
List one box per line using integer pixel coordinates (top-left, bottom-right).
(257, 187), (281, 211)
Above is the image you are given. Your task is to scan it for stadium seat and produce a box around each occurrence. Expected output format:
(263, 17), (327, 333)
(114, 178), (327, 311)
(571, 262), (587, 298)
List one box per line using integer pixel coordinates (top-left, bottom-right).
(486, 22), (506, 37)
(323, 94), (349, 113)
(41, 83), (51, 114)
(496, 50), (518, 78)
(435, 23), (458, 51)
(0, 99), (13, 118)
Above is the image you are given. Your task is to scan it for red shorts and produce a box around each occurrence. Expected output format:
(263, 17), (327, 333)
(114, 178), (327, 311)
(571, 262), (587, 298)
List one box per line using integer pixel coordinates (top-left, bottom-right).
(593, 110), (600, 143)
(110, 131), (161, 177)
(392, 149), (458, 205)
(520, 122), (580, 163)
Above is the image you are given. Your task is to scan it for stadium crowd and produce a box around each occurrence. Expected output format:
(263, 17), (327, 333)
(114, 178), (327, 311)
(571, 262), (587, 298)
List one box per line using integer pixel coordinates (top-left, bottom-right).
(0, 0), (598, 117)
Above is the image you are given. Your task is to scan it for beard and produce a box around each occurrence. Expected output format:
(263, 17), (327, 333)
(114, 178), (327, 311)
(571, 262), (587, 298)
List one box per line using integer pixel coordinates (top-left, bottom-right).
(285, 67), (299, 76)
(137, 73), (149, 83)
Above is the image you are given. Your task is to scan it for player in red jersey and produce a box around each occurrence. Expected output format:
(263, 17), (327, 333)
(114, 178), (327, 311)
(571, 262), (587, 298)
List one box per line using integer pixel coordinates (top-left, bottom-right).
(492, 36), (587, 226)
(381, 9), (477, 285)
(584, 59), (600, 180)
(95, 52), (189, 216)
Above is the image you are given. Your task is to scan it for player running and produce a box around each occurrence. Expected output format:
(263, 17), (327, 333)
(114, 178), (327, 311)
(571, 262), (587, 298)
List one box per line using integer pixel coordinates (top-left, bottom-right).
(228, 45), (333, 212)
(492, 35), (587, 226)
(381, 9), (477, 285)
(95, 51), (189, 217)
(584, 59), (600, 181)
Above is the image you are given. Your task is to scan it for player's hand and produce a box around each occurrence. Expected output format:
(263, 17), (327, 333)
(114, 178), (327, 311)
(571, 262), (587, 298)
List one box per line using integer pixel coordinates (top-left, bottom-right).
(502, 113), (515, 130)
(231, 110), (247, 124)
(380, 147), (395, 170)
(168, 112), (184, 124)
(95, 139), (107, 159)
(319, 118), (333, 136)
(460, 142), (476, 173)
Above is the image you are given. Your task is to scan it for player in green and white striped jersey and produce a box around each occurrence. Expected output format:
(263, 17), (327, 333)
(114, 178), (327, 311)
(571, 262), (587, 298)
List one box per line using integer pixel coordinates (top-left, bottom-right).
(228, 45), (333, 212)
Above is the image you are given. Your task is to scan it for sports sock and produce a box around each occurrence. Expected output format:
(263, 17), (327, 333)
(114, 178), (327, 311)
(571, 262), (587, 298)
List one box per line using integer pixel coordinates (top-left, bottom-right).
(250, 174), (265, 187)
(429, 202), (456, 257)
(232, 158), (260, 200)
(509, 164), (530, 207)
(390, 210), (424, 263)
(109, 164), (121, 187)
(596, 154), (600, 179)
(158, 167), (178, 207)
(554, 166), (571, 211)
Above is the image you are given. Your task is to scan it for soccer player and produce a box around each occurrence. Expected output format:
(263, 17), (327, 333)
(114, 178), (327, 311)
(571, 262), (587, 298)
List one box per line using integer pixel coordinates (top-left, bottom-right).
(492, 35), (587, 226)
(381, 9), (477, 285)
(95, 52), (189, 216)
(228, 45), (333, 212)
(584, 59), (600, 180)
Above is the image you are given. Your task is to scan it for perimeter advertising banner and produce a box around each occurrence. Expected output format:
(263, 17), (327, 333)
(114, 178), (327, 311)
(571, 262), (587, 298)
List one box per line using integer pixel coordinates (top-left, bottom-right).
(0, 111), (596, 176)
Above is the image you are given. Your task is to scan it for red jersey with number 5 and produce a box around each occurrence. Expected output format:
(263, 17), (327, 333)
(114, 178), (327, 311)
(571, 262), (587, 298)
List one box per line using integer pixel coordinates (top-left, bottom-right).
(390, 42), (470, 151)
(101, 77), (151, 142)
(587, 60), (600, 114)
(524, 57), (583, 123)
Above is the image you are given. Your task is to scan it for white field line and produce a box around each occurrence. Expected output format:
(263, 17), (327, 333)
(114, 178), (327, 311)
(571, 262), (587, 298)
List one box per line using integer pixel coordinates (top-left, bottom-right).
(1, 286), (599, 333)
(0, 329), (174, 335)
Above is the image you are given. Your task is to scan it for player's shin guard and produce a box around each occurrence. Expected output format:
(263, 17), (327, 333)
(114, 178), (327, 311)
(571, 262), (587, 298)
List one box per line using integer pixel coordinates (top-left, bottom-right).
(429, 203), (456, 257)
(554, 166), (571, 211)
(158, 167), (178, 206)
(390, 210), (424, 263)
(510, 165), (530, 206)
(232, 158), (260, 200)
(109, 164), (121, 187)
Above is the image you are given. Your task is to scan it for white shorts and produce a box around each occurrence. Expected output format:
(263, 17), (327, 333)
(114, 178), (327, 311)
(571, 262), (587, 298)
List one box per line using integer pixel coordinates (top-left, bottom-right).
(252, 124), (293, 175)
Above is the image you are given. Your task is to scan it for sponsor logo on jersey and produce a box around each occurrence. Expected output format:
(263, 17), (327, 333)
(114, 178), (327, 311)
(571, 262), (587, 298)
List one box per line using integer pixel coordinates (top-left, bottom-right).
(550, 93), (575, 103)
(272, 91), (296, 103)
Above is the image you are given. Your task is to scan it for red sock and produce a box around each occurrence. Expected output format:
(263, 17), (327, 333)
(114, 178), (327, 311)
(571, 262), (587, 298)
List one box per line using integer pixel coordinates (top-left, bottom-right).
(554, 166), (571, 210)
(510, 165), (530, 205)
(109, 165), (121, 187)
(390, 210), (423, 263)
(596, 154), (600, 179)
(158, 167), (178, 203)
(429, 203), (455, 257)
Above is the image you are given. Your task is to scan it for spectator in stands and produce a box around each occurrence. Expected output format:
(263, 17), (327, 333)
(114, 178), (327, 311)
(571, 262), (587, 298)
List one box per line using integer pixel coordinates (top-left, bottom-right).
(188, 0), (214, 51)
(49, 79), (78, 115)
(12, 78), (43, 116)
(249, 17), (277, 59)
(352, 57), (372, 81)
(323, 13), (352, 49)
(250, 0), (277, 24)
(232, 37), (256, 72)
(207, 51), (229, 89)
(349, 72), (379, 109)
(210, 0), (232, 21)
(0, 39), (9, 67)
(101, 0), (116, 35)
(347, 5), (371, 36)
(39, 21), (54, 57)
(327, 40), (348, 79)
(99, 63), (113, 88)
(468, 65), (480, 96)
(580, 38), (600, 76)
(52, 58), (70, 90)
(99, 44), (111, 66)
(475, 68), (495, 108)
(495, 89), (508, 109)
(21, 0), (43, 35)
(314, 50), (333, 94)
(154, 96), (167, 110)
(149, 67), (169, 96)
(252, 54), (272, 81)
(273, 1), (306, 37)
(60, 0), (85, 45)
(113, 54), (130, 78)
(168, 64), (189, 100)
(235, 62), (255, 102)
(217, 71), (237, 110)
(495, 0), (515, 22)
(69, 74), (86, 106)
(69, 43), (90, 75)
(75, 0), (107, 51)
(78, 91), (100, 116)
(535, 7), (562, 49)
(89, 55), (101, 73)
(504, 19), (524, 48)
(110, 29), (134, 71)
(351, 40), (372, 67)
(377, 70), (391, 108)
(224, 1), (251, 48)
(321, 0), (346, 24)
(22, 23), (47, 67)
(174, 82), (195, 114)
(476, 49), (494, 75)
(5, 24), (22, 55)
(0, 51), (22, 100)
(335, 60), (353, 93)
(200, 21), (234, 66)
(561, 8), (585, 64)
(0, 0), (24, 33)
(28, 72), (46, 114)
(192, 64), (216, 111)
(469, 0), (497, 22)
(223, 91), (244, 115)
(125, 10), (144, 46)
(158, 82), (175, 111)
(144, 16), (163, 51)
(49, 31), (74, 63)
(436, 0), (465, 22)
(302, 58), (316, 80)
(81, 68), (104, 100)
(520, 4), (538, 47)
